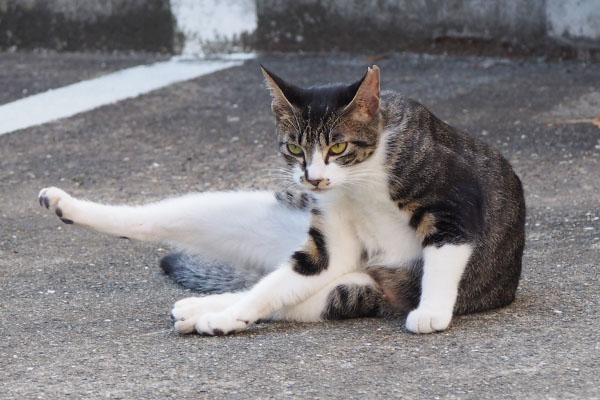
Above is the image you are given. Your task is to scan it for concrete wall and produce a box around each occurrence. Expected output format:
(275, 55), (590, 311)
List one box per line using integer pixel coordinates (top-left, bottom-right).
(254, 0), (599, 56)
(255, 0), (547, 51)
(0, 0), (177, 52)
(546, 0), (600, 48)
(0, 0), (599, 56)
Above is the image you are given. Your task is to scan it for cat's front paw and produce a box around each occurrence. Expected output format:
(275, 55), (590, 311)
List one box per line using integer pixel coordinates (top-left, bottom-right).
(406, 307), (452, 334)
(38, 187), (77, 225)
(171, 295), (238, 334)
(195, 309), (250, 336)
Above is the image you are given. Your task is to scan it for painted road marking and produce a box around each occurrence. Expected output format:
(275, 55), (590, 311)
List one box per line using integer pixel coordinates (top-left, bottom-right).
(0, 57), (252, 136)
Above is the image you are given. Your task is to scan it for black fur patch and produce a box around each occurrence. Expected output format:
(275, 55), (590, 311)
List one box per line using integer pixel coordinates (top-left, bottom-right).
(263, 66), (364, 128)
(308, 227), (327, 256)
(291, 226), (329, 275)
(411, 180), (484, 247)
(351, 140), (372, 148)
(291, 250), (326, 275)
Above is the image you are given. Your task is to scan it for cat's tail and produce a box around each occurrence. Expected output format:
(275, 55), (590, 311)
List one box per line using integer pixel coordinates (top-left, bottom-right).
(366, 259), (423, 316)
(160, 253), (264, 293)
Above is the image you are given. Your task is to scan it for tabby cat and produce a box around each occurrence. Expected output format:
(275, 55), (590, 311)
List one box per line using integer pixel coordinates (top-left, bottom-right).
(38, 65), (525, 335)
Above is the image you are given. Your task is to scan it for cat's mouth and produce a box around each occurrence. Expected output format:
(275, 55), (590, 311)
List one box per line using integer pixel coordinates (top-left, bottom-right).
(298, 178), (332, 192)
(309, 186), (331, 193)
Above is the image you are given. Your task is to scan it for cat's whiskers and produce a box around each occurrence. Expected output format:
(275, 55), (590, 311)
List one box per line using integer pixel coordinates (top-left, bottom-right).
(262, 167), (294, 174)
(263, 168), (295, 181)
(263, 167), (299, 190)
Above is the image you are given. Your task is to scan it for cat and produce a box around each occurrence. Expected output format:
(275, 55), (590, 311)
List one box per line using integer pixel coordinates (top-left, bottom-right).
(38, 64), (525, 335)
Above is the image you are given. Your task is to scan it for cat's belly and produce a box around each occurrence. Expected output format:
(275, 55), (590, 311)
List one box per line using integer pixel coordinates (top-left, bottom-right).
(348, 194), (422, 267)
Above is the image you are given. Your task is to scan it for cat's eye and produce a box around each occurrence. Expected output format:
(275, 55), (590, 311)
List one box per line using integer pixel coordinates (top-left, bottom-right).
(287, 144), (303, 155)
(329, 142), (347, 155)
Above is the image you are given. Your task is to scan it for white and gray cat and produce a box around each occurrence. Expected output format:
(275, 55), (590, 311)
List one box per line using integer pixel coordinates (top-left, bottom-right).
(38, 65), (525, 335)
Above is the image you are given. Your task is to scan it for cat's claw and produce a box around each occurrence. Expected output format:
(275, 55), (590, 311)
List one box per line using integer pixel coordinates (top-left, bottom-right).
(405, 307), (452, 334)
(38, 187), (77, 224)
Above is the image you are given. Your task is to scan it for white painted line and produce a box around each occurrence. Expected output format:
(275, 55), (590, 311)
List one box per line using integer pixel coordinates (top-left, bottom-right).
(0, 58), (249, 136)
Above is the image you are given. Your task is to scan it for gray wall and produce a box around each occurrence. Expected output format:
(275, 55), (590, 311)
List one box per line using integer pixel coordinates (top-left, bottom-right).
(0, 0), (177, 52)
(1, 0), (599, 56)
(254, 0), (600, 56)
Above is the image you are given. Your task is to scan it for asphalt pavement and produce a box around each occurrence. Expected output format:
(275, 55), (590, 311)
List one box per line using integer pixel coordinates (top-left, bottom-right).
(1, 51), (599, 399)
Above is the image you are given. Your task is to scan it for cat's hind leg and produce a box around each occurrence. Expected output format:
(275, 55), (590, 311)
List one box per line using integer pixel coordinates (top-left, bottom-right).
(38, 188), (311, 271)
(276, 272), (383, 322)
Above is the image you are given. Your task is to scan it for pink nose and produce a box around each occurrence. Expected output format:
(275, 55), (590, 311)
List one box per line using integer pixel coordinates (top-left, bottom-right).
(305, 170), (323, 187)
(307, 178), (323, 187)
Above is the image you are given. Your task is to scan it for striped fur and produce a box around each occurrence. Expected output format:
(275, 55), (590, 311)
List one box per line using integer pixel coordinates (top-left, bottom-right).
(322, 284), (383, 320)
(274, 190), (314, 212)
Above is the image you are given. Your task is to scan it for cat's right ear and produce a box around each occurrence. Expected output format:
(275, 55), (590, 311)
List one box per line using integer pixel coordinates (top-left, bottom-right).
(343, 65), (380, 123)
(261, 66), (297, 119)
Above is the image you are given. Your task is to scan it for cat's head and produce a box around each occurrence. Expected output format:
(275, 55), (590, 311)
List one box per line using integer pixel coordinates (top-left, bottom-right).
(262, 65), (381, 193)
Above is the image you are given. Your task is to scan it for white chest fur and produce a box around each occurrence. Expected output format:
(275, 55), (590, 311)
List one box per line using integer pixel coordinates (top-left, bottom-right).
(319, 130), (423, 268)
(344, 180), (422, 267)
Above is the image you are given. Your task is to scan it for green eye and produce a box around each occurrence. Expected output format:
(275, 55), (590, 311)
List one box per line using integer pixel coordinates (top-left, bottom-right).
(329, 142), (347, 155)
(287, 144), (303, 155)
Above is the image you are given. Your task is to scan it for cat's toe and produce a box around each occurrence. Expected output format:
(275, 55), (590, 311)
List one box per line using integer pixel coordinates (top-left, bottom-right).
(174, 318), (199, 334)
(195, 311), (248, 336)
(406, 308), (452, 334)
(38, 187), (76, 223)
(171, 306), (200, 333)
(171, 298), (216, 334)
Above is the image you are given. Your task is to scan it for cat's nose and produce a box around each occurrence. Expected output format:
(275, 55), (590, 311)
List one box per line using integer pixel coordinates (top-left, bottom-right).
(305, 169), (324, 187)
(307, 178), (323, 187)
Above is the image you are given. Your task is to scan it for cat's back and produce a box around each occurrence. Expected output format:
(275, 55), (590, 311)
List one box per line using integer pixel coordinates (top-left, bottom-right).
(380, 91), (525, 245)
(380, 91), (522, 195)
(381, 91), (501, 160)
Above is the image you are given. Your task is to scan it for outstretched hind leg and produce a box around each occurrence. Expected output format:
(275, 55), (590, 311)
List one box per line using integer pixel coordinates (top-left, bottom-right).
(38, 188), (312, 272)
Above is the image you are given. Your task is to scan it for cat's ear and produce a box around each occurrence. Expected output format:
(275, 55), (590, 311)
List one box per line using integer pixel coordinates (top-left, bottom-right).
(261, 65), (298, 119)
(344, 65), (381, 122)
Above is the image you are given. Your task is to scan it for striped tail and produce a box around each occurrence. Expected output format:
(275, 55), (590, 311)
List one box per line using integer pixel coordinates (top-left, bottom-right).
(160, 253), (264, 294)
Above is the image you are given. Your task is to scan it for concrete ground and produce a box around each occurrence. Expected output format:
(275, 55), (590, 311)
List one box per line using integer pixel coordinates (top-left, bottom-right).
(0, 51), (598, 399)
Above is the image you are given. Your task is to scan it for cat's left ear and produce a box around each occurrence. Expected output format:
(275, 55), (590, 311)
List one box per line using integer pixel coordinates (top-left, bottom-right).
(344, 65), (381, 122)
